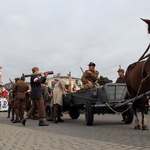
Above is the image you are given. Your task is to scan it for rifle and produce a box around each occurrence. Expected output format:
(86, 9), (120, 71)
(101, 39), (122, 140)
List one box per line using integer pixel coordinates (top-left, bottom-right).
(79, 66), (84, 73)
(22, 71), (54, 78)
(9, 78), (14, 85)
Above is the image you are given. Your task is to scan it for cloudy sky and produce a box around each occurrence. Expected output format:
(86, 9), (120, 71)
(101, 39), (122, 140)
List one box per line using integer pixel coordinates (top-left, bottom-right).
(0, 0), (150, 83)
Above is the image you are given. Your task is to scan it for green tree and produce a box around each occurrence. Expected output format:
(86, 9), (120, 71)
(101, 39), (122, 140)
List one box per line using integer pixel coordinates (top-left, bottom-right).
(98, 76), (112, 86)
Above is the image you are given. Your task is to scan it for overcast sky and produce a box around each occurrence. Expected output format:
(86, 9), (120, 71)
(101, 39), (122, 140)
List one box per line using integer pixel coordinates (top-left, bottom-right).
(0, 0), (150, 83)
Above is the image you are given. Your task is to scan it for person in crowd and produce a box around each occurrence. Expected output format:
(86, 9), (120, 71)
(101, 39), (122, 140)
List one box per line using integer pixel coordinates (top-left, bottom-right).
(41, 83), (49, 105)
(81, 62), (99, 90)
(7, 88), (14, 120)
(51, 78), (66, 123)
(116, 68), (127, 122)
(21, 67), (49, 126)
(12, 77), (29, 123)
(9, 78), (20, 121)
(116, 68), (126, 83)
(25, 89), (31, 112)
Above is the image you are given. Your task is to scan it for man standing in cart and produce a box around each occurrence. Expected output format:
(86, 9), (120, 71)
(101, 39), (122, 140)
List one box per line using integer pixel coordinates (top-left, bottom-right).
(116, 67), (127, 121)
(81, 62), (99, 90)
(116, 67), (126, 83)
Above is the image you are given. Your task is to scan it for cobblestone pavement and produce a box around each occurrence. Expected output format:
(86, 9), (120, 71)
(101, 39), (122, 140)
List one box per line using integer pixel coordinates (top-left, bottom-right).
(0, 112), (150, 150)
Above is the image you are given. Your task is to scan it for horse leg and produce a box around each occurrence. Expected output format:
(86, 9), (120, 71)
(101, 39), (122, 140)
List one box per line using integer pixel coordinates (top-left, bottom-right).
(133, 101), (141, 129)
(134, 109), (141, 129)
(141, 104), (149, 130)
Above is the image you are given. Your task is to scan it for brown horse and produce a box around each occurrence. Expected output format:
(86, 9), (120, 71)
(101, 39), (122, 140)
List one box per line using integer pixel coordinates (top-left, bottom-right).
(125, 18), (150, 130)
(126, 51), (150, 130)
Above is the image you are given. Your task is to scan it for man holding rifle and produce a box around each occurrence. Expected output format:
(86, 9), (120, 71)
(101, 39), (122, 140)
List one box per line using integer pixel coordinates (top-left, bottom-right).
(81, 62), (99, 90)
(21, 67), (49, 126)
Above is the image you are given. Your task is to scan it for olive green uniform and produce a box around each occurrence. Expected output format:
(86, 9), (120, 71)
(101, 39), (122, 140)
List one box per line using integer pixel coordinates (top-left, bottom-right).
(41, 84), (49, 105)
(13, 80), (29, 121)
(7, 90), (15, 121)
(81, 70), (99, 90)
(116, 76), (126, 83)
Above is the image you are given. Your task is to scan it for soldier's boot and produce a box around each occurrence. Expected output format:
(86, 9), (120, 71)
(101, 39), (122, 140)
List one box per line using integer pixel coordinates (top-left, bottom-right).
(19, 108), (25, 121)
(39, 120), (49, 126)
(10, 108), (15, 121)
(53, 104), (59, 123)
(7, 105), (11, 118)
(21, 115), (28, 126)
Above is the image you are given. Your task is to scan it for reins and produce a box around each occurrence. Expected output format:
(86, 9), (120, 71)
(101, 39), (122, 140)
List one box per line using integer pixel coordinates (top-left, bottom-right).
(105, 43), (150, 114)
(138, 43), (150, 62)
(105, 74), (149, 114)
(105, 102), (132, 114)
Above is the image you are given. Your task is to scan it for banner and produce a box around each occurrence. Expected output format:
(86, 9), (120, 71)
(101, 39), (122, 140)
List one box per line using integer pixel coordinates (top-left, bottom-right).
(0, 98), (8, 111)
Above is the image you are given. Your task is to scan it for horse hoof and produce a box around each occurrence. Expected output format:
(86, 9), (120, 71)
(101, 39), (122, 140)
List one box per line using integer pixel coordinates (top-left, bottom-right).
(142, 126), (149, 130)
(134, 125), (141, 130)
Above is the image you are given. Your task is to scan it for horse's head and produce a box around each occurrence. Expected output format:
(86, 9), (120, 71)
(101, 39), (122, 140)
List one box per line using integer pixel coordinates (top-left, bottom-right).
(141, 18), (150, 34)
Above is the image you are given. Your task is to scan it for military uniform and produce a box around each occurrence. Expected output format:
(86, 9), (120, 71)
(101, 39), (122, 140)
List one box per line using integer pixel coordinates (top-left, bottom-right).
(25, 90), (31, 112)
(81, 62), (99, 90)
(116, 76), (126, 83)
(7, 89), (15, 121)
(26, 75), (46, 118)
(22, 69), (49, 126)
(116, 69), (126, 83)
(41, 84), (49, 105)
(13, 79), (29, 122)
(116, 68), (128, 121)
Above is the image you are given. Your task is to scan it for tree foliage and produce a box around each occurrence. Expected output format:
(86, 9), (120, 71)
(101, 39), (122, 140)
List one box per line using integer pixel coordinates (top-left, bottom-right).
(98, 75), (112, 86)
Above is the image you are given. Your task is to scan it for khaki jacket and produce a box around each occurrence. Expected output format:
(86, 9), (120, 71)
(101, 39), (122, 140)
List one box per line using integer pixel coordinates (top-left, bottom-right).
(51, 80), (65, 106)
(13, 81), (29, 99)
(116, 76), (126, 83)
(81, 70), (99, 85)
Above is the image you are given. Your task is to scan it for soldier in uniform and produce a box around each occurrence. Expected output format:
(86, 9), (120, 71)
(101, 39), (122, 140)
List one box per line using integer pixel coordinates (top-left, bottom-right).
(9, 78), (20, 121)
(116, 68), (127, 121)
(41, 83), (49, 105)
(25, 89), (31, 112)
(116, 68), (126, 83)
(7, 88), (15, 121)
(12, 77), (29, 123)
(21, 67), (49, 126)
(81, 62), (99, 90)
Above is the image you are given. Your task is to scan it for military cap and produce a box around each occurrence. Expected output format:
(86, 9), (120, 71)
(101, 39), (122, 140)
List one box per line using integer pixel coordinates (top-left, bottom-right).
(117, 69), (124, 73)
(15, 77), (21, 82)
(88, 62), (96, 66)
(21, 76), (25, 81)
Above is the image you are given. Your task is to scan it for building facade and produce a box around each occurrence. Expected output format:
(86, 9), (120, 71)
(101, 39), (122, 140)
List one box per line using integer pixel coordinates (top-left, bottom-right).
(46, 75), (82, 91)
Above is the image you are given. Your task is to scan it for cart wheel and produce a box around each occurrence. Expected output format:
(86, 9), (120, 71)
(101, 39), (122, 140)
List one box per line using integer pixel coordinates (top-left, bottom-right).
(69, 107), (80, 119)
(122, 107), (134, 124)
(85, 101), (94, 126)
(45, 103), (53, 121)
